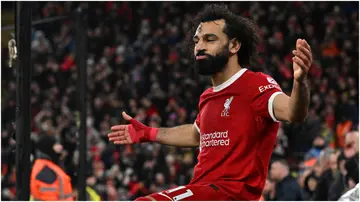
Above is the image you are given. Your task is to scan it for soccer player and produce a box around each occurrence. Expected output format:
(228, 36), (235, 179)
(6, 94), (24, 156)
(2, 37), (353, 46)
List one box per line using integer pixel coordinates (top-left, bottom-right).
(108, 4), (312, 201)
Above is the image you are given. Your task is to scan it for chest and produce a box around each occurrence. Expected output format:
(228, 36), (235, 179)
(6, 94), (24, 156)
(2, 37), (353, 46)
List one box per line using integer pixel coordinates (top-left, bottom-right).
(199, 94), (253, 132)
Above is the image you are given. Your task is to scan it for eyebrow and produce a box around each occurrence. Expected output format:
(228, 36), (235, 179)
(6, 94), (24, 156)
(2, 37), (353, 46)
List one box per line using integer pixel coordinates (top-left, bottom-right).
(193, 33), (219, 41)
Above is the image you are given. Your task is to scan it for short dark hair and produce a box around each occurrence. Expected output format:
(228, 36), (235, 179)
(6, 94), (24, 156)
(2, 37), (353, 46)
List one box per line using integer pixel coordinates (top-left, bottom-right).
(274, 159), (289, 169)
(187, 4), (261, 71)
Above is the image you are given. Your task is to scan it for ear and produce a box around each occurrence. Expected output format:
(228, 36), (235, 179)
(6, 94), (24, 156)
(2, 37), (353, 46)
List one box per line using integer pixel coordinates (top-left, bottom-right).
(228, 38), (241, 54)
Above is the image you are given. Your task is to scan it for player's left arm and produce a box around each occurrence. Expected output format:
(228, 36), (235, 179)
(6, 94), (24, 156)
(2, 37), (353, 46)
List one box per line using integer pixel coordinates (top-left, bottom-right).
(273, 39), (312, 123)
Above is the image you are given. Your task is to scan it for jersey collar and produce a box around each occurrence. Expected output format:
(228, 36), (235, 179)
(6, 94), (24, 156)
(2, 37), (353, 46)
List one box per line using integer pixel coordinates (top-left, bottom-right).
(213, 68), (247, 92)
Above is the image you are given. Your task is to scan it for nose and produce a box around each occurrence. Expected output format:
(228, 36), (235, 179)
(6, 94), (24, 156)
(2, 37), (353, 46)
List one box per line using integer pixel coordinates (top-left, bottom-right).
(195, 40), (206, 54)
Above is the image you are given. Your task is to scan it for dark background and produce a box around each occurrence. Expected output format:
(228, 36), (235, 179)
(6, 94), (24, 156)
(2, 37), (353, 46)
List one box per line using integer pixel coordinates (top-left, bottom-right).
(1, 1), (359, 201)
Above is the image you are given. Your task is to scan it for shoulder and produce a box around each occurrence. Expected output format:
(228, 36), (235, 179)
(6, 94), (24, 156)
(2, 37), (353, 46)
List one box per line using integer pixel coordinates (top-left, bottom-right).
(35, 165), (57, 184)
(247, 71), (280, 86)
(201, 87), (213, 96)
(245, 71), (282, 95)
(199, 87), (214, 103)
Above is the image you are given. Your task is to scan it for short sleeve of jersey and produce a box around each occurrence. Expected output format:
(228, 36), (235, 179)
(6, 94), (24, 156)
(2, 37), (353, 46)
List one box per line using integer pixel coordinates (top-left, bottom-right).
(194, 113), (201, 134)
(250, 73), (284, 122)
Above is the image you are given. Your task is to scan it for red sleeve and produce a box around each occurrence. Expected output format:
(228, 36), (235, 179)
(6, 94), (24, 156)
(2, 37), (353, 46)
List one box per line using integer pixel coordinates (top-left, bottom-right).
(250, 73), (284, 122)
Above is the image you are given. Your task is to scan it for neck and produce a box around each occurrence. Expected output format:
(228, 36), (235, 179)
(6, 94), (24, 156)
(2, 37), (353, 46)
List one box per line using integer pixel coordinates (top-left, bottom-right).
(211, 58), (242, 87)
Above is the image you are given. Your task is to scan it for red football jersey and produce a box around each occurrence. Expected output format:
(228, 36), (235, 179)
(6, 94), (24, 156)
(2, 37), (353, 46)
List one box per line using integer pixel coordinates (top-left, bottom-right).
(189, 68), (284, 200)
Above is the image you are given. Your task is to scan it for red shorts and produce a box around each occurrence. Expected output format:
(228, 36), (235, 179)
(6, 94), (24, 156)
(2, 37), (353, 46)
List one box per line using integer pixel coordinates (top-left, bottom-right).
(135, 184), (231, 201)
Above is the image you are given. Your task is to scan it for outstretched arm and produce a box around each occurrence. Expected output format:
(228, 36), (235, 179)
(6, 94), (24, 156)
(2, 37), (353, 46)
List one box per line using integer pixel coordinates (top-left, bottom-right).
(108, 112), (200, 147)
(156, 124), (200, 147)
(273, 39), (312, 123)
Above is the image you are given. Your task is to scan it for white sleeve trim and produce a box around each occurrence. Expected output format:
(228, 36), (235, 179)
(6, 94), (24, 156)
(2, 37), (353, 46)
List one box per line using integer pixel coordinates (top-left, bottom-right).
(194, 121), (200, 134)
(268, 92), (284, 122)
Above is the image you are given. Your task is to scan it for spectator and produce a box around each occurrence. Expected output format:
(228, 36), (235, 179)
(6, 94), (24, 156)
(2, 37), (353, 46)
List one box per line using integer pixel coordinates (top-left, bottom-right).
(343, 131), (359, 189)
(313, 148), (337, 200)
(261, 178), (276, 201)
(328, 151), (347, 200)
(72, 174), (101, 201)
(303, 172), (320, 200)
(272, 124), (289, 161)
(343, 131), (359, 160)
(304, 135), (326, 161)
(30, 135), (74, 200)
(1, 1), (358, 200)
(270, 160), (304, 200)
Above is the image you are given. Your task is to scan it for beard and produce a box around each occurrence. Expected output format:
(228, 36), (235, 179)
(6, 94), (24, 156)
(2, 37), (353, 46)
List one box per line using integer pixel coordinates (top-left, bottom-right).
(195, 45), (230, 76)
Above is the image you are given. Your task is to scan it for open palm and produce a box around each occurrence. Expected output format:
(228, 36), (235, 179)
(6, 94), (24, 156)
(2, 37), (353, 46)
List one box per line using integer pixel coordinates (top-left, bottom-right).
(292, 39), (313, 82)
(108, 112), (134, 144)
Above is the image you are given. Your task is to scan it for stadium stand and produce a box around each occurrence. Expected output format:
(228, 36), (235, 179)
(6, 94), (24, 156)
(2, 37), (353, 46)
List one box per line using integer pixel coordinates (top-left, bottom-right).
(1, 1), (358, 200)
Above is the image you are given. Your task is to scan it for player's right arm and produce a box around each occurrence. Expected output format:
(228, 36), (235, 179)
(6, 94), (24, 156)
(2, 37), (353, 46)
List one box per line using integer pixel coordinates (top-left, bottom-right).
(108, 112), (200, 147)
(156, 124), (200, 147)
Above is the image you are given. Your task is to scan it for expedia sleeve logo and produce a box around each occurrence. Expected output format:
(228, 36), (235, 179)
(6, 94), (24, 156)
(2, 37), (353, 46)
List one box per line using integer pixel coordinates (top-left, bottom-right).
(258, 77), (281, 93)
(267, 77), (278, 85)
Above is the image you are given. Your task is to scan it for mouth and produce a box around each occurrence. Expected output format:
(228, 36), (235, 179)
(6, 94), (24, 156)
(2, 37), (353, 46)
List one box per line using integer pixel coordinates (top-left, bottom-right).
(196, 55), (207, 60)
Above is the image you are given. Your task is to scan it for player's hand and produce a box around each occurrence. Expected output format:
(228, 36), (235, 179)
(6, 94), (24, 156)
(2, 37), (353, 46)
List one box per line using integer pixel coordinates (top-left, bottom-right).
(292, 39), (312, 83)
(108, 112), (134, 144)
(108, 112), (158, 144)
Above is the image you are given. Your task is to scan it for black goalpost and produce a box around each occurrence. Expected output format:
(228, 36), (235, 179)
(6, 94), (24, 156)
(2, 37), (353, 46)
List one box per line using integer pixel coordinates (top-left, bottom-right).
(75, 7), (88, 201)
(15, 2), (32, 200)
(13, 2), (88, 200)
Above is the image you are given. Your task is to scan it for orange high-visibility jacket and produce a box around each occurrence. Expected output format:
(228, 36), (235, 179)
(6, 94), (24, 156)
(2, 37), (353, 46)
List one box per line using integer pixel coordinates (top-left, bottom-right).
(30, 159), (73, 201)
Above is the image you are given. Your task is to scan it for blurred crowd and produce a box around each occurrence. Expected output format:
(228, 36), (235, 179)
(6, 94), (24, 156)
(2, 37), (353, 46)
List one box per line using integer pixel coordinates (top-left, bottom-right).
(1, 1), (359, 201)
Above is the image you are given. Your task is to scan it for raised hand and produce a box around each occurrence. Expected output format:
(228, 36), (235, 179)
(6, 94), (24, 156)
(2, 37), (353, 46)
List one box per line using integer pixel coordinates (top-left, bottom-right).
(292, 39), (313, 82)
(108, 112), (158, 145)
(108, 112), (134, 144)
